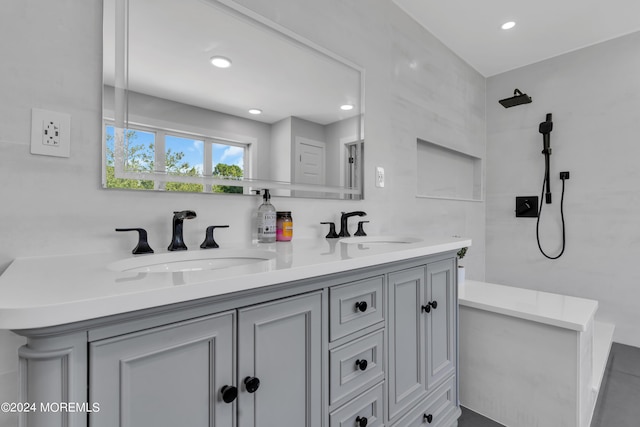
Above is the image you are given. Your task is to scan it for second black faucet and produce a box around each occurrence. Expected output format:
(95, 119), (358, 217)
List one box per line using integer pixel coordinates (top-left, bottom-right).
(338, 211), (367, 237)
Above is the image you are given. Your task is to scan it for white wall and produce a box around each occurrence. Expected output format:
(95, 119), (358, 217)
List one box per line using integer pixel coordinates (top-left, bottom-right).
(486, 31), (640, 347)
(0, 1), (485, 423)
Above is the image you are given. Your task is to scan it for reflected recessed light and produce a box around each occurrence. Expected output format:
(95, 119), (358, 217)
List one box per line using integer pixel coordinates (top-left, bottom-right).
(501, 21), (516, 30)
(340, 104), (354, 111)
(248, 109), (262, 115)
(210, 56), (232, 68)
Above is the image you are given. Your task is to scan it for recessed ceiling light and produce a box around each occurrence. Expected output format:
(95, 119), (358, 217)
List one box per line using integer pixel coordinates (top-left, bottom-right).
(210, 56), (232, 68)
(501, 21), (516, 30)
(340, 104), (354, 111)
(248, 109), (262, 115)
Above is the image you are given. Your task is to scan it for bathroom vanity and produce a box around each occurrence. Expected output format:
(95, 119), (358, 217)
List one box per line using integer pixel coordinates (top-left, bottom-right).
(0, 236), (469, 427)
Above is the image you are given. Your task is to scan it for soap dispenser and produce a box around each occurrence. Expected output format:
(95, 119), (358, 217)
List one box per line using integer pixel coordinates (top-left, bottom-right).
(257, 189), (276, 243)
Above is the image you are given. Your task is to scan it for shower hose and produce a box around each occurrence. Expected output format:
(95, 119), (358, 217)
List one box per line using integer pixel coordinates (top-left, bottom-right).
(536, 165), (567, 259)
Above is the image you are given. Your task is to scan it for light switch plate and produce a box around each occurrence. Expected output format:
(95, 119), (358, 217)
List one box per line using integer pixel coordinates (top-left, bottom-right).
(30, 108), (71, 158)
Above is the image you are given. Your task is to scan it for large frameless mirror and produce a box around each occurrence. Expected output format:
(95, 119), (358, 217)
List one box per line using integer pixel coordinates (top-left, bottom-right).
(102, 0), (364, 199)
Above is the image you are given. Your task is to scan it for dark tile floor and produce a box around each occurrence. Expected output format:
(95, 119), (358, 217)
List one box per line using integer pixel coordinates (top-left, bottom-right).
(458, 406), (504, 426)
(458, 343), (640, 427)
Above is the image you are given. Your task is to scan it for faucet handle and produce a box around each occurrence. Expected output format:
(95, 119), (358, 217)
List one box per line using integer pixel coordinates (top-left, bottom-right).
(116, 228), (154, 255)
(321, 222), (339, 239)
(355, 221), (369, 236)
(200, 225), (229, 249)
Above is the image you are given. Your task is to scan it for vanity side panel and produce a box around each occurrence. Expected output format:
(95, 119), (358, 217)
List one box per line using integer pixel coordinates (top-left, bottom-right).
(18, 332), (88, 427)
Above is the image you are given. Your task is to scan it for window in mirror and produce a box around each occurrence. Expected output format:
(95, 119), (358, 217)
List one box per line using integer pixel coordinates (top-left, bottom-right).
(104, 122), (250, 194)
(211, 141), (245, 194)
(105, 124), (155, 190)
(164, 135), (204, 193)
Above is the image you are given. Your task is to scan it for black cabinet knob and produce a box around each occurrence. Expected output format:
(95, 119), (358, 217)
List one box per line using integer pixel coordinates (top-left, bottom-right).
(424, 413), (433, 423)
(244, 376), (260, 393)
(421, 301), (438, 313)
(355, 359), (368, 371)
(220, 385), (237, 403)
(355, 416), (368, 427)
(355, 301), (368, 312)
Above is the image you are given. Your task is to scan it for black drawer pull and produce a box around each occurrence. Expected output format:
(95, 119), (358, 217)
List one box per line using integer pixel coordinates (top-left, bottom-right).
(424, 413), (433, 423)
(355, 301), (368, 312)
(355, 415), (368, 427)
(355, 359), (368, 371)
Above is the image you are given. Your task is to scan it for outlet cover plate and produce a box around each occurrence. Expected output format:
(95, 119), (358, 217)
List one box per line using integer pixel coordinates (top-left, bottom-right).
(30, 108), (71, 158)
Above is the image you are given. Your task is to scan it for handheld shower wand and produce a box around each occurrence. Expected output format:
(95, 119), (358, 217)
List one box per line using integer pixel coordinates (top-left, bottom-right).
(538, 113), (553, 204)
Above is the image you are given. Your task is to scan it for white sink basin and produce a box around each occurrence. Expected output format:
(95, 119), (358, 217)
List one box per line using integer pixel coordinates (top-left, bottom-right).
(339, 236), (423, 245)
(107, 249), (277, 273)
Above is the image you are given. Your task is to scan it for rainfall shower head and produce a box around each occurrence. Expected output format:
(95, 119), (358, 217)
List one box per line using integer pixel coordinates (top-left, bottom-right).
(499, 89), (532, 108)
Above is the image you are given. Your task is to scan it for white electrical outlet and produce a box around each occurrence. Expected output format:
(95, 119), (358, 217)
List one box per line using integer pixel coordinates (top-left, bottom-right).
(42, 120), (61, 146)
(376, 166), (385, 188)
(30, 108), (71, 158)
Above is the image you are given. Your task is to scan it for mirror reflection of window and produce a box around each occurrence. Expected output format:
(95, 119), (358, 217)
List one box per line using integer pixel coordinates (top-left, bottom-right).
(105, 124), (155, 190)
(104, 123), (249, 194)
(164, 135), (204, 193)
(211, 142), (245, 194)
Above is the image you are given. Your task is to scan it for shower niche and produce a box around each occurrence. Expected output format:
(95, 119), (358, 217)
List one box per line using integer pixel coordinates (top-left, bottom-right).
(416, 138), (483, 201)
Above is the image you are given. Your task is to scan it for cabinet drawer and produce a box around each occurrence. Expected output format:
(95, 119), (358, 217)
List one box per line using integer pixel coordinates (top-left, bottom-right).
(391, 376), (457, 427)
(330, 383), (384, 427)
(330, 330), (384, 406)
(330, 275), (384, 340)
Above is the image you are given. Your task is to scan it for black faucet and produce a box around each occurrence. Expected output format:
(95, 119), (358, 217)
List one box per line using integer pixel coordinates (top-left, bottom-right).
(168, 210), (197, 251)
(338, 211), (367, 237)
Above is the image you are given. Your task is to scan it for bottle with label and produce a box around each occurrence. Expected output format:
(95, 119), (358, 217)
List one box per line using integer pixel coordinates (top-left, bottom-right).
(257, 189), (276, 243)
(276, 211), (293, 242)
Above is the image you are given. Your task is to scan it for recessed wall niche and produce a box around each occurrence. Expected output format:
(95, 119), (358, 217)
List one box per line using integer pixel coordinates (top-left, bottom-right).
(416, 139), (482, 201)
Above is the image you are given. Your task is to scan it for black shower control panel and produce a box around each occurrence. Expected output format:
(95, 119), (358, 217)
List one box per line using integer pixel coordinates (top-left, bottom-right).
(515, 196), (539, 218)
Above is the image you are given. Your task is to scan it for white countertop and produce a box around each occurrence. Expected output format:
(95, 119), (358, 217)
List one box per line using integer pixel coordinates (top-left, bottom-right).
(0, 236), (470, 330)
(459, 280), (598, 332)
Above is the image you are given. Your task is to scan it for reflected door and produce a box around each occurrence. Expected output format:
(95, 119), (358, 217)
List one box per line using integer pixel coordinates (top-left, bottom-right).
(295, 137), (326, 186)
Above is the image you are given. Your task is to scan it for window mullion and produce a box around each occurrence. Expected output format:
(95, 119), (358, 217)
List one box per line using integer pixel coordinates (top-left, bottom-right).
(204, 139), (213, 193)
(156, 130), (166, 191)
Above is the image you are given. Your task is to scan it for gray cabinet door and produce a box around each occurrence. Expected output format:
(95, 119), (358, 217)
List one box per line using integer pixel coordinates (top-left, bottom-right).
(89, 311), (235, 427)
(237, 291), (322, 427)
(425, 259), (455, 390)
(387, 267), (427, 421)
